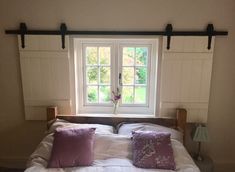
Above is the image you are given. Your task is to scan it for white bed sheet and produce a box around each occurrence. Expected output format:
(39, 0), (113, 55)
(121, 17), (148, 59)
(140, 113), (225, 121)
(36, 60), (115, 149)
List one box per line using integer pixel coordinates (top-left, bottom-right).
(25, 133), (199, 172)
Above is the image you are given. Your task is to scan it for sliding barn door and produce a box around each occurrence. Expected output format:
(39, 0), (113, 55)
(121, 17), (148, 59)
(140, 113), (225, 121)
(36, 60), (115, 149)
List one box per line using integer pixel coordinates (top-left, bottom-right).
(18, 35), (71, 120)
(160, 36), (214, 123)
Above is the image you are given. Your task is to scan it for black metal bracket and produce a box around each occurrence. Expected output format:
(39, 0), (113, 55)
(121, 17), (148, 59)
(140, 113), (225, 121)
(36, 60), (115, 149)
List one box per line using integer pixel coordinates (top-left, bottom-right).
(165, 24), (173, 50)
(60, 23), (67, 49)
(20, 23), (27, 48)
(206, 24), (214, 50)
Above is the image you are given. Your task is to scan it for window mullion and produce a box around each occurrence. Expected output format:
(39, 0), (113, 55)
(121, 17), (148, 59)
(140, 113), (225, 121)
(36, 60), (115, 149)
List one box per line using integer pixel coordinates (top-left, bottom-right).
(146, 48), (150, 105)
(118, 43), (123, 105)
(83, 46), (87, 105)
(133, 47), (136, 104)
(97, 47), (100, 103)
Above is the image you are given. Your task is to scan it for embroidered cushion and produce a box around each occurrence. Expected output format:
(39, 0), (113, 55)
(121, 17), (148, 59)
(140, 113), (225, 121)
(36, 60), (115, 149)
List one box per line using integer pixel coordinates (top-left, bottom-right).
(132, 131), (175, 170)
(48, 127), (95, 168)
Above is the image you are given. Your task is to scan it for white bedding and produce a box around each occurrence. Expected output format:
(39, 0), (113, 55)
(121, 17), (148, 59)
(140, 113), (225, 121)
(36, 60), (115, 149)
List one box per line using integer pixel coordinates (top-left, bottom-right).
(25, 133), (199, 172)
(47, 119), (115, 135)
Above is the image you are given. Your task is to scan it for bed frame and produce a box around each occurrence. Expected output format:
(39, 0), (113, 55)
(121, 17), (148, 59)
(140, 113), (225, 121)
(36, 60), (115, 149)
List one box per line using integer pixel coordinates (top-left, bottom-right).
(47, 107), (187, 143)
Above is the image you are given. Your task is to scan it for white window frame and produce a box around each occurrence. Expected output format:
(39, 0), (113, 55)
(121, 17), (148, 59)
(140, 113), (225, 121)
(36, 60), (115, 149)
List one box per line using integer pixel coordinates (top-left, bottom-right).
(74, 38), (158, 115)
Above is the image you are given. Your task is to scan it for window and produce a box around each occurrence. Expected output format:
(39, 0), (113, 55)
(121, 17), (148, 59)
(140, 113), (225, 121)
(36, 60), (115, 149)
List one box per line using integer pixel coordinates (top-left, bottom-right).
(74, 38), (158, 115)
(120, 46), (148, 105)
(85, 46), (111, 104)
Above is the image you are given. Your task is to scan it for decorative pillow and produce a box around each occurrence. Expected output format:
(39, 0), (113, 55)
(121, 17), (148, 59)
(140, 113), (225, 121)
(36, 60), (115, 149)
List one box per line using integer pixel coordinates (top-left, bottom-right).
(132, 131), (175, 170)
(48, 127), (96, 168)
(118, 122), (183, 143)
(48, 119), (114, 134)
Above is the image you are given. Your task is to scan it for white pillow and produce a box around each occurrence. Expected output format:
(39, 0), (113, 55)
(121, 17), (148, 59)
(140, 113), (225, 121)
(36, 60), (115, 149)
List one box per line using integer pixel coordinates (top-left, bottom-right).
(48, 119), (114, 134)
(94, 134), (132, 160)
(118, 123), (183, 143)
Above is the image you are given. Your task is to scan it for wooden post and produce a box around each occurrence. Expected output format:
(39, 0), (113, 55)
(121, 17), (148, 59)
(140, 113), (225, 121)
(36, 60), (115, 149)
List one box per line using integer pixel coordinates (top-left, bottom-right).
(47, 106), (58, 121)
(176, 108), (187, 145)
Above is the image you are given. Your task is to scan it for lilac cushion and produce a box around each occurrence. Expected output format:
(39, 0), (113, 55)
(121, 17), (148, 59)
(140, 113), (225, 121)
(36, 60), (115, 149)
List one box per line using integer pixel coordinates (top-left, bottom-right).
(132, 131), (176, 170)
(48, 128), (96, 168)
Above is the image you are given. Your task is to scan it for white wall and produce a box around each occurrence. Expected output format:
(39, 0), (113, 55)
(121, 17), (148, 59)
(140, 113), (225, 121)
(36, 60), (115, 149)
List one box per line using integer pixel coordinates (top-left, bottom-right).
(0, 0), (234, 170)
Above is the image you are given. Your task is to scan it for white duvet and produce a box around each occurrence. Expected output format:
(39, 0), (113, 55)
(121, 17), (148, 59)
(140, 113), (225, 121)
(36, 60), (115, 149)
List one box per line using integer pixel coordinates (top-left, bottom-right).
(25, 133), (199, 172)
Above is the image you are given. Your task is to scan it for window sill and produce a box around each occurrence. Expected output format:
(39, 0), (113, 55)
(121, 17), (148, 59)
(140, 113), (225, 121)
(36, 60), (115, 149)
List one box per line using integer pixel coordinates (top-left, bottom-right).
(76, 113), (155, 118)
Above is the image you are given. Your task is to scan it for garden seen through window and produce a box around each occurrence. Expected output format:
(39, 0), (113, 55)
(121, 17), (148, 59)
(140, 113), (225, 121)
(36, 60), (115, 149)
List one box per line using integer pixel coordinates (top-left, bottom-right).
(121, 47), (148, 104)
(86, 46), (111, 103)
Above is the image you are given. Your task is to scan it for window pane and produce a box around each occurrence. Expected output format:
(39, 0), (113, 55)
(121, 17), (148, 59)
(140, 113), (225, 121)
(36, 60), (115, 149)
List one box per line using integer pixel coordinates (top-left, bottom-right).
(123, 67), (134, 85)
(99, 47), (110, 65)
(99, 86), (111, 103)
(135, 67), (147, 84)
(87, 67), (98, 84)
(122, 86), (134, 103)
(135, 87), (146, 104)
(86, 47), (97, 64)
(136, 47), (148, 66)
(87, 86), (98, 103)
(100, 67), (110, 84)
(123, 47), (134, 66)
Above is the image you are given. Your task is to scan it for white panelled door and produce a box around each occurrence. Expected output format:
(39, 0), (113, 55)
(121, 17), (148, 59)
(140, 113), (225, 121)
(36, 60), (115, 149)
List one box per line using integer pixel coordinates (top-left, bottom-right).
(18, 35), (71, 120)
(160, 36), (214, 123)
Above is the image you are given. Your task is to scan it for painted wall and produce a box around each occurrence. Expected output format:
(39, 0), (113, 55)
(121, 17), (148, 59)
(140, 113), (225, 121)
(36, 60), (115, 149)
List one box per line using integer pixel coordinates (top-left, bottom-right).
(0, 0), (234, 170)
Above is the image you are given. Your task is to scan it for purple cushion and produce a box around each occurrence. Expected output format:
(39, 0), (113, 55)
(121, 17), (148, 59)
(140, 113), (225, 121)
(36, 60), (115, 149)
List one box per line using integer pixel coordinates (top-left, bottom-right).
(48, 128), (96, 168)
(132, 131), (176, 170)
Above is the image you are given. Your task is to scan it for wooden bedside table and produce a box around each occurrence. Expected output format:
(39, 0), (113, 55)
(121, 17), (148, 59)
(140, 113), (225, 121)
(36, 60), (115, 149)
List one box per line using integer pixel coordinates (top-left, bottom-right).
(194, 156), (214, 172)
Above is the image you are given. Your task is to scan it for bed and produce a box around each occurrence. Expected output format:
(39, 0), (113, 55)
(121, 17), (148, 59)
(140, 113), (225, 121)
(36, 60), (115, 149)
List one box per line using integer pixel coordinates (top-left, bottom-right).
(25, 107), (200, 172)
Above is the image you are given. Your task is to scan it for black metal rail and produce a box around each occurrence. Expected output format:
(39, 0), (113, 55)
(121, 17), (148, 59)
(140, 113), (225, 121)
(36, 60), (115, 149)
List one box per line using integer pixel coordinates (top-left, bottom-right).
(5, 23), (228, 49)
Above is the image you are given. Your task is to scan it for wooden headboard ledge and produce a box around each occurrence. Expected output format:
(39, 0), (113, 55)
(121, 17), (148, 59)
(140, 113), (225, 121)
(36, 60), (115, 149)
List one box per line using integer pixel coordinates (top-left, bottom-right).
(47, 106), (187, 143)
